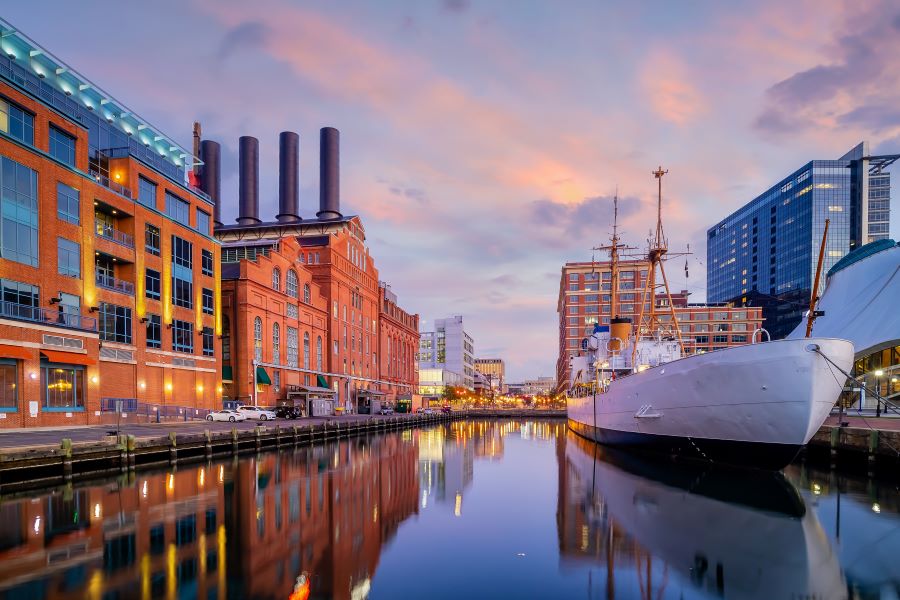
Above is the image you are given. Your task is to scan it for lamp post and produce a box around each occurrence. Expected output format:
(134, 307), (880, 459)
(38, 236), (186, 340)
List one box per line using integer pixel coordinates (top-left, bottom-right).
(874, 369), (884, 418)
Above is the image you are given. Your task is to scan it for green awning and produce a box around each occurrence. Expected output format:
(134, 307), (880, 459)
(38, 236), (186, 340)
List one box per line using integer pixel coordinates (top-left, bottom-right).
(317, 375), (329, 388)
(256, 367), (272, 385)
(222, 366), (233, 382)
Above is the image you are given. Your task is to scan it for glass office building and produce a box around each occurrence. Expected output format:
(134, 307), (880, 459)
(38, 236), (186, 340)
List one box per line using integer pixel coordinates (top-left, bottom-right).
(707, 142), (893, 338)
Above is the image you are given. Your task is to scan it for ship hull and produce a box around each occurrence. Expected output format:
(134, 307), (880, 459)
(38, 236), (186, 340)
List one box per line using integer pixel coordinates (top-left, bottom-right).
(567, 337), (854, 470)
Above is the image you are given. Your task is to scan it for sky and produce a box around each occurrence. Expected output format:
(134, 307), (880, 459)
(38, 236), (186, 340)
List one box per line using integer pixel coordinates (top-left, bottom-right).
(8, 0), (900, 381)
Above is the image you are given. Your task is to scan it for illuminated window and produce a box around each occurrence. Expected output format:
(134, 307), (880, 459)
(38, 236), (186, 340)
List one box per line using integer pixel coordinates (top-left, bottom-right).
(254, 317), (263, 362)
(0, 99), (34, 145)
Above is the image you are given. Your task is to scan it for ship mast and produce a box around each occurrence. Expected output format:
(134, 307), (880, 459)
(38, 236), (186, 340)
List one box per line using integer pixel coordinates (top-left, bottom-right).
(633, 167), (686, 361)
(593, 191), (635, 324)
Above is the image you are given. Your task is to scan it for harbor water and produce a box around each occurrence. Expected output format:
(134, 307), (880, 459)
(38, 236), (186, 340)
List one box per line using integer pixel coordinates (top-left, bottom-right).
(0, 420), (897, 599)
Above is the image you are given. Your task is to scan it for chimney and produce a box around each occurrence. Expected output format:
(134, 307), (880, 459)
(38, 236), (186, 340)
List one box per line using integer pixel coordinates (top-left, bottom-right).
(317, 127), (342, 219)
(276, 131), (301, 223)
(198, 140), (222, 227)
(237, 136), (261, 225)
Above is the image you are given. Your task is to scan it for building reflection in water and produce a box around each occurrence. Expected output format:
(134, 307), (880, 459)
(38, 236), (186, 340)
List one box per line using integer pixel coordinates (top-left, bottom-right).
(0, 431), (419, 600)
(557, 431), (854, 600)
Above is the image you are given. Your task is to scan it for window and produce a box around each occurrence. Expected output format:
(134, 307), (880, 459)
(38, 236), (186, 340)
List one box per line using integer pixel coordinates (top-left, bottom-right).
(303, 284), (311, 304)
(695, 335), (709, 344)
(0, 99), (34, 145)
(0, 359), (16, 409)
(316, 336), (323, 370)
(286, 303), (298, 319)
(0, 157), (39, 267)
(333, 340), (338, 355)
(254, 317), (263, 362)
(165, 192), (190, 226)
(332, 301), (338, 318)
(202, 288), (214, 315)
(41, 363), (84, 410)
(201, 250), (213, 276)
(48, 126), (76, 166)
(196, 209), (210, 235)
(272, 323), (281, 364)
(287, 327), (298, 367)
(273, 370), (280, 392)
(145, 269), (161, 300)
(145, 224), (161, 256)
(146, 314), (161, 348)
(138, 177), (157, 209)
(303, 332), (310, 369)
(171, 236), (193, 309)
(172, 320), (193, 353)
(57, 183), (80, 225)
(99, 302), (132, 344)
(732, 335), (748, 343)
(202, 327), (214, 357)
(57, 238), (80, 278)
(272, 268), (281, 291)
(286, 270), (298, 298)
(713, 335), (728, 344)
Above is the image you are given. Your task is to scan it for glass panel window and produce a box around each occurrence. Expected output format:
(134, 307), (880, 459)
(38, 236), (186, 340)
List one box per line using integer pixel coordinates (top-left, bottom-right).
(138, 177), (157, 209)
(165, 192), (190, 226)
(196, 209), (210, 235)
(303, 332), (310, 369)
(202, 288), (214, 315)
(145, 224), (161, 256)
(49, 126), (76, 166)
(201, 250), (213, 277)
(57, 238), (80, 278)
(272, 268), (281, 291)
(0, 157), (39, 267)
(0, 360), (16, 409)
(316, 337), (323, 371)
(145, 269), (161, 300)
(272, 323), (281, 364)
(286, 270), (298, 298)
(254, 317), (263, 362)
(172, 320), (193, 353)
(99, 302), (132, 344)
(57, 183), (80, 225)
(171, 236), (193, 309)
(41, 364), (84, 409)
(286, 303), (298, 319)
(287, 326), (298, 368)
(0, 99), (34, 145)
(202, 327), (214, 357)
(146, 314), (161, 348)
(303, 284), (310, 304)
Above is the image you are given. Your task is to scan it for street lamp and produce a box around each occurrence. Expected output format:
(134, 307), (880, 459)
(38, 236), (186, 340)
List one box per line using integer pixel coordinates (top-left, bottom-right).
(874, 369), (884, 417)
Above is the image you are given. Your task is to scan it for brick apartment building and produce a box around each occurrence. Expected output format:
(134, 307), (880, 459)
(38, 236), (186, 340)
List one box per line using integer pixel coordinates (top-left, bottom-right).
(556, 260), (763, 387)
(0, 21), (221, 428)
(212, 129), (419, 411)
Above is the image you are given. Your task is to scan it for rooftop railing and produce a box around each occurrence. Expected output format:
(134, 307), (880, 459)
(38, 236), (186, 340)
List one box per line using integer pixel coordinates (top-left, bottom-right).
(95, 272), (135, 296)
(89, 169), (133, 199)
(0, 300), (97, 332)
(95, 219), (135, 249)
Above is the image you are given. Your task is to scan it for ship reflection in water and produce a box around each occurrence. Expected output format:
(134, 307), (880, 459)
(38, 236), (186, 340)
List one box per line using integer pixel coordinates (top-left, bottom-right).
(0, 423), (898, 599)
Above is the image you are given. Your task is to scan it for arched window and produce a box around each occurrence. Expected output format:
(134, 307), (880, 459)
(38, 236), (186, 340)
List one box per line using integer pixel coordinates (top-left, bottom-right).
(286, 270), (298, 298)
(303, 283), (310, 304)
(316, 336), (323, 371)
(303, 332), (310, 369)
(272, 267), (281, 291)
(253, 317), (262, 362)
(272, 322), (281, 364)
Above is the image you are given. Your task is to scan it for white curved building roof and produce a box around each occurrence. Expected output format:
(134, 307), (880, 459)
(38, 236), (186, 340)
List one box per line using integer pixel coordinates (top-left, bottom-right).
(789, 241), (900, 358)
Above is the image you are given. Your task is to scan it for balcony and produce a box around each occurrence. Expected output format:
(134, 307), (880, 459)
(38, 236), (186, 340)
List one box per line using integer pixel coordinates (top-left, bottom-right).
(95, 219), (134, 249)
(89, 169), (133, 199)
(0, 301), (97, 332)
(96, 272), (135, 296)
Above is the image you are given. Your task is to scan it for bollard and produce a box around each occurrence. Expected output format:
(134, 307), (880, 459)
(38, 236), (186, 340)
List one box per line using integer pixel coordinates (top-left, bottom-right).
(60, 438), (73, 480)
(169, 432), (178, 465)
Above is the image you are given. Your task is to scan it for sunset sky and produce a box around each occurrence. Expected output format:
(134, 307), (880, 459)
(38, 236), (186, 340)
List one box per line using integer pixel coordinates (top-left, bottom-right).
(10, 0), (899, 380)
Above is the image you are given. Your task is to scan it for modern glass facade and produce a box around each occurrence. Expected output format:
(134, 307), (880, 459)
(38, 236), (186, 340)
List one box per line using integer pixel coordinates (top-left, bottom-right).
(707, 142), (892, 338)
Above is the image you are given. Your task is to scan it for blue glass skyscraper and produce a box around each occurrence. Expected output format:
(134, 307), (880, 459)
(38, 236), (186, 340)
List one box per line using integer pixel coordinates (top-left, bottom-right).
(707, 142), (895, 338)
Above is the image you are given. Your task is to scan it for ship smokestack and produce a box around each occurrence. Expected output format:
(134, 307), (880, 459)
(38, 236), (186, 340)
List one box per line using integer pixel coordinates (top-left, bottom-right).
(277, 131), (301, 223)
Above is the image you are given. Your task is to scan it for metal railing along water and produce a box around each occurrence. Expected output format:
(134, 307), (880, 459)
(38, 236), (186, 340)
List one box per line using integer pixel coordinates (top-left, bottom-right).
(0, 300), (97, 331)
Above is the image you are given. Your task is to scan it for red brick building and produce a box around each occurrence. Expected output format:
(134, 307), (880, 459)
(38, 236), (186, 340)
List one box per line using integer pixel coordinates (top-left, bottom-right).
(0, 24), (221, 428)
(379, 283), (419, 404)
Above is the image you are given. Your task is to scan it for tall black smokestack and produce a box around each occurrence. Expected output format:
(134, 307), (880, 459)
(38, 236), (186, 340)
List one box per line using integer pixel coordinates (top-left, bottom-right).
(277, 131), (301, 223)
(199, 140), (222, 227)
(237, 136), (260, 225)
(317, 127), (342, 219)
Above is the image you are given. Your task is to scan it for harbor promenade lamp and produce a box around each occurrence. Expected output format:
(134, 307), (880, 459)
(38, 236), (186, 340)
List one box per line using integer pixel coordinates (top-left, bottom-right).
(874, 370), (885, 417)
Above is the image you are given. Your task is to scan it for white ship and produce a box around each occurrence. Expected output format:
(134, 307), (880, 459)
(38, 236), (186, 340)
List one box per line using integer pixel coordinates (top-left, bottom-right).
(566, 169), (854, 470)
(563, 433), (847, 599)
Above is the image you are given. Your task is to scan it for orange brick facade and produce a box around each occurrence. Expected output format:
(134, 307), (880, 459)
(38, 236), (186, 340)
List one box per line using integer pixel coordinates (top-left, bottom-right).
(378, 284), (419, 401)
(0, 73), (220, 428)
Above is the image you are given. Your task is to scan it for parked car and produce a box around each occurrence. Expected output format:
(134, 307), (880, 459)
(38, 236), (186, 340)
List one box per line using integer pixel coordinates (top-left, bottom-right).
(417, 407), (435, 415)
(441, 405), (451, 414)
(380, 405), (394, 415)
(237, 405), (278, 421)
(207, 409), (246, 422)
(275, 406), (303, 420)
